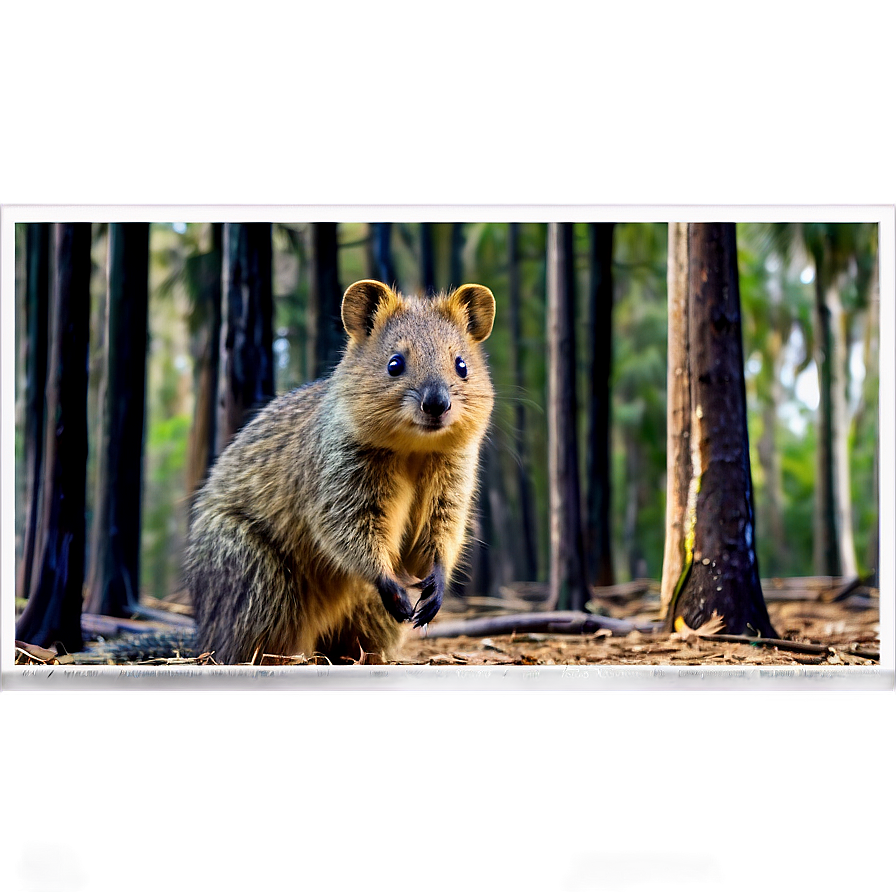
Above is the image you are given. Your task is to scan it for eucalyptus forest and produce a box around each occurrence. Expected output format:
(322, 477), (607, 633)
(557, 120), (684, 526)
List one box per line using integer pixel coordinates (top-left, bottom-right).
(12, 219), (881, 666)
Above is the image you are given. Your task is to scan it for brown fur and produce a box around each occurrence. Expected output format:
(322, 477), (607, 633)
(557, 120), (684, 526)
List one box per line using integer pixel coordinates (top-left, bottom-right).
(187, 280), (495, 664)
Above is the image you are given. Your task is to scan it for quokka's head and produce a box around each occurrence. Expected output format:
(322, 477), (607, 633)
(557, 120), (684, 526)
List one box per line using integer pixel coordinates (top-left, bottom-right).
(336, 279), (495, 452)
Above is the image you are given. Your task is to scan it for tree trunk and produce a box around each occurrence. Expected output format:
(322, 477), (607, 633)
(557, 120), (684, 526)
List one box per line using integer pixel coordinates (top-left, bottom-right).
(16, 224), (92, 650)
(862, 250), (880, 582)
(450, 222), (464, 288)
(546, 223), (590, 612)
(17, 223), (51, 599)
(507, 222), (538, 580)
(420, 223), (436, 296)
(217, 223), (274, 452)
(307, 223), (342, 381)
(811, 254), (840, 576)
(186, 223), (223, 493)
(660, 223), (691, 618)
(585, 222), (615, 586)
(827, 283), (858, 578)
(371, 222), (398, 288)
(754, 263), (789, 573)
(85, 223), (151, 616)
(661, 223), (776, 637)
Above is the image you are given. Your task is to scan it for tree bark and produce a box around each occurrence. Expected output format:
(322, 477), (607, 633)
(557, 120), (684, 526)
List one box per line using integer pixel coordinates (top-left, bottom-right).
(371, 222), (398, 289)
(546, 223), (590, 612)
(661, 223), (776, 637)
(186, 223), (223, 493)
(17, 223), (51, 599)
(85, 223), (151, 616)
(507, 222), (538, 580)
(420, 223), (436, 296)
(307, 223), (342, 381)
(217, 223), (274, 452)
(16, 224), (92, 650)
(585, 222), (615, 585)
(811, 252), (840, 576)
(660, 223), (691, 618)
(449, 222), (464, 288)
(827, 284), (858, 578)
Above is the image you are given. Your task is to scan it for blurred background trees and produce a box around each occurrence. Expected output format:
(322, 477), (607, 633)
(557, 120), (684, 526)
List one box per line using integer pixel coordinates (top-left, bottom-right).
(13, 219), (881, 638)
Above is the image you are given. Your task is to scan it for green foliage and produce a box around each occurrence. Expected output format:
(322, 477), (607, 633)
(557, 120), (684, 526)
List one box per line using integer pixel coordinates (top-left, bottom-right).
(142, 412), (191, 599)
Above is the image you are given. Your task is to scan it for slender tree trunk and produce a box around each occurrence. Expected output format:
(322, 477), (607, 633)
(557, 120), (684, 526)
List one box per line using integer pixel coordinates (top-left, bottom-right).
(450, 222), (464, 288)
(827, 283), (858, 578)
(585, 222), (615, 586)
(546, 223), (590, 612)
(661, 223), (775, 637)
(16, 224), (92, 650)
(485, 438), (515, 591)
(756, 363), (788, 570)
(372, 222), (398, 288)
(660, 223), (691, 618)
(420, 223), (436, 296)
(307, 223), (342, 381)
(17, 223), (51, 599)
(468, 453), (493, 597)
(186, 223), (223, 493)
(750, 261), (788, 574)
(811, 253), (839, 575)
(507, 222), (538, 580)
(624, 444), (644, 580)
(862, 251), (880, 581)
(85, 223), (150, 616)
(217, 223), (274, 452)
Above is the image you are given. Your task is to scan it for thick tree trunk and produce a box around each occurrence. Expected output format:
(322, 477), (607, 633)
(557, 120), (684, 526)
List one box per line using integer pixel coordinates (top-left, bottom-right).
(660, 223), (691, 618)
(661, 223), (776, 637)
(186, 223), (223, 493)
(217, 223), (274, 452)
(85, 223), (151, 616)
(507, 222), (538, 580)
(546, 223), (590, 612)
(585, 222), (615, 586)
(307, 223), (342, 381)
(16, 224), (92, 650)
(17, 223), (51, 599)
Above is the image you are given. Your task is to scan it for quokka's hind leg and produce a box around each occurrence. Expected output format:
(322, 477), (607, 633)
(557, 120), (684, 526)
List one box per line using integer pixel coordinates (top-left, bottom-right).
(189, 517), (300, 665)
(319, 590), (406, 664)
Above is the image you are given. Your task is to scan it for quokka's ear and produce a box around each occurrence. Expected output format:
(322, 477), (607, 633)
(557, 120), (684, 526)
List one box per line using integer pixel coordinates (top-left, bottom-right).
(342, 280), (400, 340)
(450, 284), (496, 343)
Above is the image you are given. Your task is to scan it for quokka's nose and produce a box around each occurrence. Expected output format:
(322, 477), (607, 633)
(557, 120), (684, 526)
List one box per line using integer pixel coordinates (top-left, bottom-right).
(420, 383), (451, 419)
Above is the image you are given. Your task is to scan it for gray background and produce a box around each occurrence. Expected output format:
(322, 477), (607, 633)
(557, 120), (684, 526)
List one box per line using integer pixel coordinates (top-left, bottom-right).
(0, 0), (896, 894)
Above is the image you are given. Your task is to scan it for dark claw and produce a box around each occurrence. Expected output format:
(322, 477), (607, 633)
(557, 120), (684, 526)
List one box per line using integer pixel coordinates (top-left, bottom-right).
(376, 576), (413, 623)
(412, 564), (445, 628)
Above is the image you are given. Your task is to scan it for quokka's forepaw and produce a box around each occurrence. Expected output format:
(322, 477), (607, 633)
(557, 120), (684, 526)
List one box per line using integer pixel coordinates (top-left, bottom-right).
(412, 564), (445, 628)
(376, 576), (414, 623)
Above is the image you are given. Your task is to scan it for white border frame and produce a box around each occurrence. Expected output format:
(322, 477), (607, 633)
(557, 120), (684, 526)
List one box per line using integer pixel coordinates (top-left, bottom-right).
(2, 204), (892, 690)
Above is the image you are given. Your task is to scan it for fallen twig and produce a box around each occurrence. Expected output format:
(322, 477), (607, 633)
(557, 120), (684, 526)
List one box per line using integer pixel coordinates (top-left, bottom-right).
(419, 611), (660, 640)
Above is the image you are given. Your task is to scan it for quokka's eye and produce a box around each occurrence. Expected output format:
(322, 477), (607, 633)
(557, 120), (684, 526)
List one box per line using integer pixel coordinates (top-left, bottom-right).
(387, 354), (405, 376)
(455, 356), (468, 379)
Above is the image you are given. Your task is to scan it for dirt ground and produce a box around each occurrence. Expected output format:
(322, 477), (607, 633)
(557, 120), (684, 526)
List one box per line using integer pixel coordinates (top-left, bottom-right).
(398, 590), (880, 667)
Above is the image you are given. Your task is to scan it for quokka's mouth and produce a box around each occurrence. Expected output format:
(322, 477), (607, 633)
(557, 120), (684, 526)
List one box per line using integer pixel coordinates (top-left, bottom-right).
(415, 418), (448, 431)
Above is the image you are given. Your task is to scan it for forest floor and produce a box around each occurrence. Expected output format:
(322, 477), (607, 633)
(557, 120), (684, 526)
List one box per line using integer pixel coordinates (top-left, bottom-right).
(398, 580), (880, 667)
(14, 577), (881, 667)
